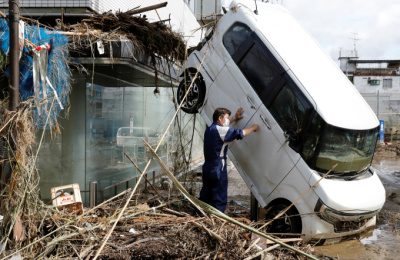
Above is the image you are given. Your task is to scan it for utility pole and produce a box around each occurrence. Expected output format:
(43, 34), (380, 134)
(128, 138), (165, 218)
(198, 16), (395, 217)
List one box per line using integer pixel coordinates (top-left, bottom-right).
(9, 0), (20, 111)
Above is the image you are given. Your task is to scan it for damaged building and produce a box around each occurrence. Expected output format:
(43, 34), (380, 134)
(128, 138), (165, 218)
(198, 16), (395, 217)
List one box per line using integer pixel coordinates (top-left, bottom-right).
(0, 0), (206, 204)
(339, 49), (400, 133)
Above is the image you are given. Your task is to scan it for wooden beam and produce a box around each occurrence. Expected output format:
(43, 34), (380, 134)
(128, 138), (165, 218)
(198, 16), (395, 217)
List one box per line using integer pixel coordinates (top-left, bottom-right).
(126, 2), (168, 16)
(151, 19), (170, 24)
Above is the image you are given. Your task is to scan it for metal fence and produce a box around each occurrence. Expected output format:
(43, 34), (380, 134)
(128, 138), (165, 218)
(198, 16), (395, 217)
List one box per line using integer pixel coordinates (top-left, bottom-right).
(88, 170), (156, 207)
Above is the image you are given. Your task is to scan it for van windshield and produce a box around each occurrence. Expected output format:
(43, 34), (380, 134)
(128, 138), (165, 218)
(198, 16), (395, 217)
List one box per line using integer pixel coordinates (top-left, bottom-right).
(314, 125), (378, 174)
(301, 114), (379, 175)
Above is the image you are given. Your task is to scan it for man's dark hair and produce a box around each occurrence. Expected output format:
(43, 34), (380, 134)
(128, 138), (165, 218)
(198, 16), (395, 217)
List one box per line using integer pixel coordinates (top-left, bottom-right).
(213, 108), (231, 122)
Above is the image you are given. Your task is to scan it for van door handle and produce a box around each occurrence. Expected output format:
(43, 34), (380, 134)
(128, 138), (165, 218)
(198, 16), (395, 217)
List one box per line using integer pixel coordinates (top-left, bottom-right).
(260, 115), (271, 130)
(247, 96), (256, 110)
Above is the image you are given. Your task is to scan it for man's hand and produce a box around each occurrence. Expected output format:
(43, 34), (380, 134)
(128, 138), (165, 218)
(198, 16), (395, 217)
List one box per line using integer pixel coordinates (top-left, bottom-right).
(252, 124), (259, 132)
(235, 107), (244, 121)
(243, 124), (259, 137)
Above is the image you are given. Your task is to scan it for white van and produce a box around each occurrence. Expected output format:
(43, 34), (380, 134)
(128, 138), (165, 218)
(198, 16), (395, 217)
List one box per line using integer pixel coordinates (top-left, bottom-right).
(178, 0), (385, 242)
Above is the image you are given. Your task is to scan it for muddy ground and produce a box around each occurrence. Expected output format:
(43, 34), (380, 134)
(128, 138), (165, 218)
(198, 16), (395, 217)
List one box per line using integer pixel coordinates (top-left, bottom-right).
(314, 142), (400, 260)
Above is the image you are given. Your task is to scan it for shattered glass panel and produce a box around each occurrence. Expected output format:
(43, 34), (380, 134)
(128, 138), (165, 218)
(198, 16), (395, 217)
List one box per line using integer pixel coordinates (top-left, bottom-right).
(269, 84), (311, 134)
(315, 126), (378, 174)
(301, 113), (324, 162)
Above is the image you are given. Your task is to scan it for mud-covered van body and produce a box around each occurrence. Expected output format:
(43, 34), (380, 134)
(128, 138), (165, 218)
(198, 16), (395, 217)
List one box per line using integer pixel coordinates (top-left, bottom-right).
(177, 0), (385, 242)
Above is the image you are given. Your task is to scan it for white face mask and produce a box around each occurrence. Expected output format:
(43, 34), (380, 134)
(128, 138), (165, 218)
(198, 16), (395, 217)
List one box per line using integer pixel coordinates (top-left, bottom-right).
(223, 117), (230, 127)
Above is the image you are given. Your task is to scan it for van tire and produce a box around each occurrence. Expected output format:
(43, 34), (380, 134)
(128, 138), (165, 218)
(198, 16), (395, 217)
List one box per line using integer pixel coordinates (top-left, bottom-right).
(177, 75), (205, 114)
(264, 203), (302, 234)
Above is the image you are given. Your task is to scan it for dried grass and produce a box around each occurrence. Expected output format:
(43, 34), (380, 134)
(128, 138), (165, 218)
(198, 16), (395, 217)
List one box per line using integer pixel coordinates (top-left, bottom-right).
(0, 98), (55, 256)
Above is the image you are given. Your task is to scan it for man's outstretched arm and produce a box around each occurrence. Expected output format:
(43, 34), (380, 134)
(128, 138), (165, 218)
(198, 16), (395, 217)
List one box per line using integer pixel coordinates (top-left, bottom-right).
(243, 124), (259, 137)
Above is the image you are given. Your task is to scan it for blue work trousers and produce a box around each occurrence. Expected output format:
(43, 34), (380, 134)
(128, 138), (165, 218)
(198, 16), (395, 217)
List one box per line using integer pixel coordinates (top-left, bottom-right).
(199, 158), (228, 212)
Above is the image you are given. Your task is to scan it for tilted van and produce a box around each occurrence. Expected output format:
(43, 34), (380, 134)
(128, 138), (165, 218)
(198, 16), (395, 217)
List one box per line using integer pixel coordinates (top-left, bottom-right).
(178, 0), (385, 242)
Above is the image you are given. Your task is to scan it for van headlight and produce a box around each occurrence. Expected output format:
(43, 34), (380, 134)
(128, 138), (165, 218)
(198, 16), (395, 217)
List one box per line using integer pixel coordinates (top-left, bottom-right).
(314, 199), (377, 233)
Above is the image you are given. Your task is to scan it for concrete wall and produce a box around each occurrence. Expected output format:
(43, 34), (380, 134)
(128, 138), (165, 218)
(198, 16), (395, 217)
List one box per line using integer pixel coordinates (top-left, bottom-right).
(0, 0), (133, 12)
(354, 75), (400, 129)
(354, 76), (400, 94)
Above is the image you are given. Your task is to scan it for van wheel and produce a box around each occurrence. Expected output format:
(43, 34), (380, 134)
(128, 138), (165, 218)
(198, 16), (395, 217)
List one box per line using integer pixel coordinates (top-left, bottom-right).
(177, 75), (205, 114)
(264, 203), (302, 234)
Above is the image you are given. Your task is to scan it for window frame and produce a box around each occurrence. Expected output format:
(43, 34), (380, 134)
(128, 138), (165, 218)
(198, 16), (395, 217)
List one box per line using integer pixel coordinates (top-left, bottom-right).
(383, 78), (393, 88)
(230, 31), (287, 107)
(268, 77), (314, 152)
(222, 22), (252, 57)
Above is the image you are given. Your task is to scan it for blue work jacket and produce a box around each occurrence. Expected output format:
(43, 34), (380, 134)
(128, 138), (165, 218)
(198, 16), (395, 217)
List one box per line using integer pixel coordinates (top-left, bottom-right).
(202, 121), (244, 179)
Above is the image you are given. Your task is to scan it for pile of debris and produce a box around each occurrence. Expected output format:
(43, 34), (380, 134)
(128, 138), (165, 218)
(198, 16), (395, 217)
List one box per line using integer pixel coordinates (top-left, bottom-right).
(80, 9), (185, 62)
(374, 141), (400, 158)
(1, 184), (315, 259)
(61, 3), (186, 64)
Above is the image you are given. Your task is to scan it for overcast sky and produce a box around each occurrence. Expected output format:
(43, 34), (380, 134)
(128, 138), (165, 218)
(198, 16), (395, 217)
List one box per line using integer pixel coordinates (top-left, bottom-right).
(222, 0), (400, 61)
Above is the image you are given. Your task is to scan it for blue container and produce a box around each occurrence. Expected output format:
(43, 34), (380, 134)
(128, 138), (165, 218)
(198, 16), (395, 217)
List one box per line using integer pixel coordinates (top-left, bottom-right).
(379, 120), (384, 143)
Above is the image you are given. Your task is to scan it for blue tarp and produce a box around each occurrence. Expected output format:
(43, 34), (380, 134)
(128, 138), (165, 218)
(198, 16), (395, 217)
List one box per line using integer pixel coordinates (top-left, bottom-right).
(0, 18), (70, 128)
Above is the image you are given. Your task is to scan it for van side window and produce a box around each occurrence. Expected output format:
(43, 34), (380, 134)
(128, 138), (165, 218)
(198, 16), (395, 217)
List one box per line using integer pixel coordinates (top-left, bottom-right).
(301, 113), (324, 163)
(269, 84), (312, 145)
(223, 22), (251, 56)
(237, 43), (279, 96)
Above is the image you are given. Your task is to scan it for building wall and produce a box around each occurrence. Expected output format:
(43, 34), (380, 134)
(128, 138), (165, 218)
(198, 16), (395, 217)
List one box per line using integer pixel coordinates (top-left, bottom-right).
(354, 76), (400, 94)
(0, 0), (134, 12)
(354, 75), (400, 129)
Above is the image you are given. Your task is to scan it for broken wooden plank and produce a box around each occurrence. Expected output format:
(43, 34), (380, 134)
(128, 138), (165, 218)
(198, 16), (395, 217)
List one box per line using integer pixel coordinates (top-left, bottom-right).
(151, 18), (171, 24)
(47, 30), (102, 36)
(126, 2), (168, 16)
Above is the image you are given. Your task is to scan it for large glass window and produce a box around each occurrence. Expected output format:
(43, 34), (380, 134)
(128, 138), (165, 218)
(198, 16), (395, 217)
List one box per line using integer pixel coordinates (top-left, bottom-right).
(223, 22), (251, 56)
(85, 84), (174, 192)
(269, 84), (312, 138)
(238, 43), (280, 96)
(37, 70), (206, 203)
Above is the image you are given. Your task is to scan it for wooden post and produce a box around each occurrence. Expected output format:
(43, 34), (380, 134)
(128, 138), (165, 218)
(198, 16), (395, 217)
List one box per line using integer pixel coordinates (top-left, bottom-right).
(8, 0), (20, 111)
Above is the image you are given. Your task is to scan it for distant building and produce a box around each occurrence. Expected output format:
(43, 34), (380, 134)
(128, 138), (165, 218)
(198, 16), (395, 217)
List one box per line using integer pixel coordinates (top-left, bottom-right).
(339, 50), (400, 130)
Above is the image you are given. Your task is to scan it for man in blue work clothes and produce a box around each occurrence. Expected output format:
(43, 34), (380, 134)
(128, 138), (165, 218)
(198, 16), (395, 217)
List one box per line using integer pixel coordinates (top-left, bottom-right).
(199, 107), (259, 212)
